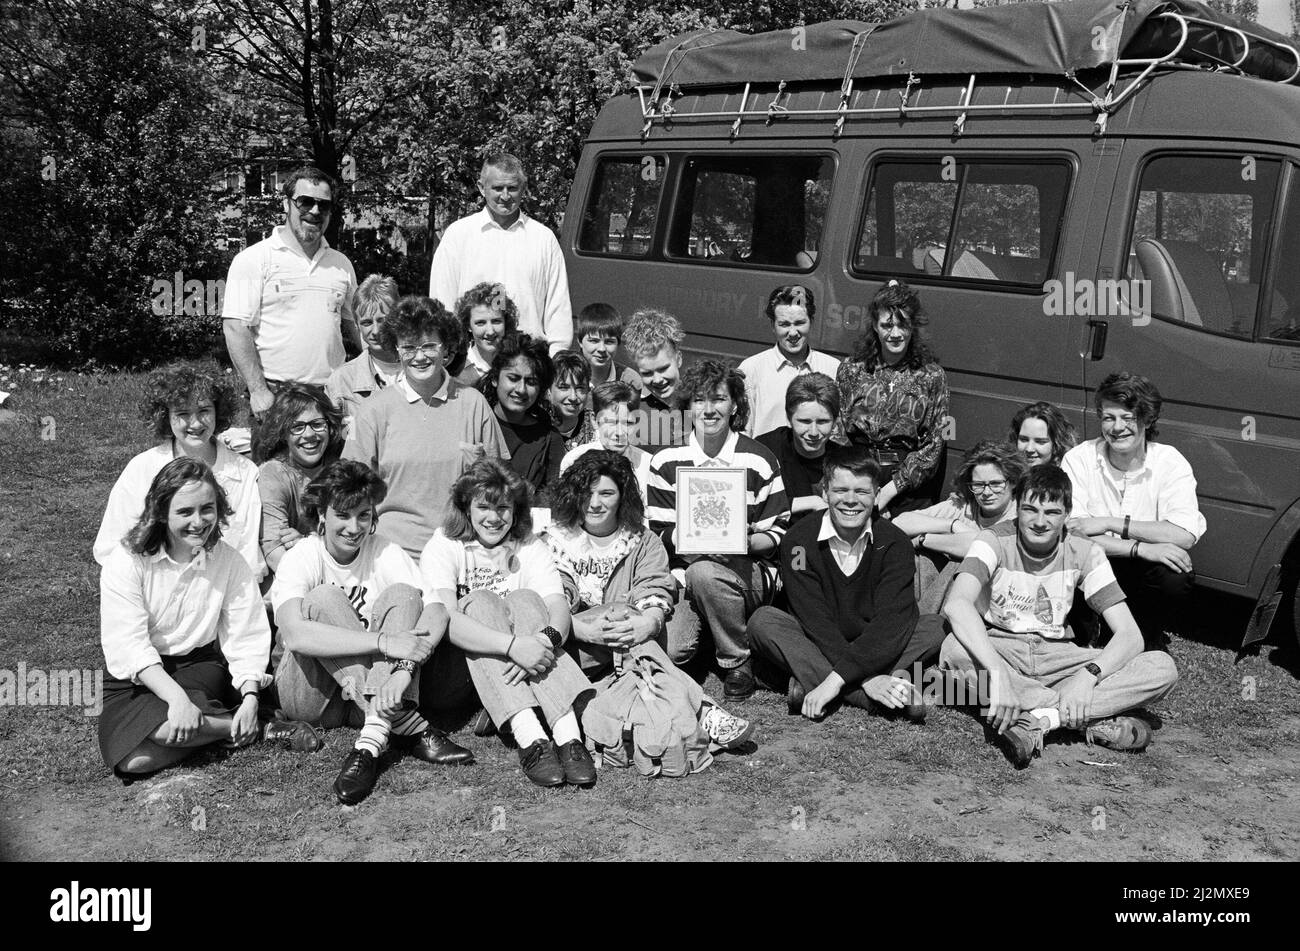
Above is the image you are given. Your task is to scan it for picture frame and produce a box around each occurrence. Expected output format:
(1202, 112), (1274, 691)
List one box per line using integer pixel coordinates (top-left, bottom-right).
(675, 467), (748, 555)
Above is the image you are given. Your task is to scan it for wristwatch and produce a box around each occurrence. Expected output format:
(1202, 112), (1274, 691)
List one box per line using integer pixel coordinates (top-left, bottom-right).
(542, 625), (564, 648)
(1084, 662), (1102, 681)
(392, 659), (418, 674)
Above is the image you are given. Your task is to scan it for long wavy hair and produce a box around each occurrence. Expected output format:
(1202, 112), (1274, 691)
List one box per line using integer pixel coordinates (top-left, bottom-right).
(851, 280), (937, 370)
(251, 383), (345, 465)
(126, 457), (231, 556)
(140, 362), (239, 441)
(550, 450), (645, 534)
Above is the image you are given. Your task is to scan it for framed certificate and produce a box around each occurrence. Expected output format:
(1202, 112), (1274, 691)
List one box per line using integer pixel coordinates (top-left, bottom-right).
(675, 467), (748, 555)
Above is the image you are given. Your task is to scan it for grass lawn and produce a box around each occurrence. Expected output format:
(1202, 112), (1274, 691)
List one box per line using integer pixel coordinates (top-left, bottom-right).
(1, 369), (1298, 861)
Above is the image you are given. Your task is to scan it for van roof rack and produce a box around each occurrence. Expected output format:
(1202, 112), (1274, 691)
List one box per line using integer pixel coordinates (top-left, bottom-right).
(633, 0), (1300, 138)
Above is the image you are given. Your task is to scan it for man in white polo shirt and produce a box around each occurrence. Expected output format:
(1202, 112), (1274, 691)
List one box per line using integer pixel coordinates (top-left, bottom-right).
(429, 153), (572, 355)
(223, 166), (361, 415)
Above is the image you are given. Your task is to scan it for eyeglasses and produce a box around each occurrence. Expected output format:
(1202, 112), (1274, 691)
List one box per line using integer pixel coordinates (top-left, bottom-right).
(397, 342), (444, 358)
(288, 418), (329, 436)
(291, 196), (334, 214)
(970, 480), (1008, 494)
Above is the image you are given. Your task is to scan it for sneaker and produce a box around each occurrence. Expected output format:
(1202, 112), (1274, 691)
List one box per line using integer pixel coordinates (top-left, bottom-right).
(333, 748), (378, 805)
(995, 714), (1046, 769)
(699, 705), (756, 750)
(262, 716), (323, 753)
(1085, 715), (1153, 753)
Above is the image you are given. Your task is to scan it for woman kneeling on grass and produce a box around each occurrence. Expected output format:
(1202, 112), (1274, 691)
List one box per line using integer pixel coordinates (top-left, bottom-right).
(543, 451), (756, 774)
(420, 460), (597, 789)
(272, 460), (473, 806)
(98, 458), (317, 781)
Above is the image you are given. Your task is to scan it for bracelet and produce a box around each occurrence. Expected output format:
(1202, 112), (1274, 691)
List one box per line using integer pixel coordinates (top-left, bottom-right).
(506, 635), (516, 659)
(392, 659), (417, 674)
(1130, 541), (1141, 559)
(950, 518), (960, 534)
(917, 532), (927, 549)
(1122, 515), (1131, 540)
(542, 625), (564, 648)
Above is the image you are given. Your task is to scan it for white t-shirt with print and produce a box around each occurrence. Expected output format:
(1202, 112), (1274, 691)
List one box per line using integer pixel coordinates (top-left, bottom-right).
(419, 529), (564, 602)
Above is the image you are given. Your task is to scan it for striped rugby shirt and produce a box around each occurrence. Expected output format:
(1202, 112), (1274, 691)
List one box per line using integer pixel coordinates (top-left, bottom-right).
(958, 522), (1125, 640)
(646, 429), (790, 587)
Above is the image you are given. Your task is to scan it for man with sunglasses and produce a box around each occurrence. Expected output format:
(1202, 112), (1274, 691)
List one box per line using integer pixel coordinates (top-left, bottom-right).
(223, 166), (361, 417)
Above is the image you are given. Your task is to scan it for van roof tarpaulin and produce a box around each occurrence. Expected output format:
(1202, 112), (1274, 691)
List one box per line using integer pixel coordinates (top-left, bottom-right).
(633, 0), (1300, 87)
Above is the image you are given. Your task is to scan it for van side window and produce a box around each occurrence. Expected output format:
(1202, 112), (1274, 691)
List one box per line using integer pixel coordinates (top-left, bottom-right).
(1126, 155), (1280, 339)
(1262, 171), (1300, 343)
(666, 155), (832, 269)
(577, 156), (666, 257)
(854, 158), (1069, 286)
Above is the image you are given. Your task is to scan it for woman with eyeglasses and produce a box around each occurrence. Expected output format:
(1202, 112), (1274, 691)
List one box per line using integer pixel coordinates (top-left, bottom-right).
(835, 280), (950, 514)
(893, 441), (1028, 613)
(252, 383), (345, 574)
(343, 295), (510, 558)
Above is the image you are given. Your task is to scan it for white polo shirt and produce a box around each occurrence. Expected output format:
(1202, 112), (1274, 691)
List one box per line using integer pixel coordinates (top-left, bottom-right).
(817, 512), (873, 575)
(737, 345), (842, 438)
(428, 209), (573, 354)
(223, 225), (357, 385)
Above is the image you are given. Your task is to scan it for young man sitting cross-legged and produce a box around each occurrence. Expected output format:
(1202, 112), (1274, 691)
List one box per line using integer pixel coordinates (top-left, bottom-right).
(940, 465), (1179, 768)
(747, 446), (944, 721)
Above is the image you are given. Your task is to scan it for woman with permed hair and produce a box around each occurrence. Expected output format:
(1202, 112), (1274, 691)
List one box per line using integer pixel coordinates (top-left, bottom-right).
(98, 457), (317, 780)
(448, 282), (520, 385)
(94, 362), (263, 577)
(1009, 400), (1078, 467)
(420, 459), (597, 788)
(342, 294), (509, 558)
(477, 332), (566, 503)
(835, 279), (950, 514)
(251, 383), (345, 573)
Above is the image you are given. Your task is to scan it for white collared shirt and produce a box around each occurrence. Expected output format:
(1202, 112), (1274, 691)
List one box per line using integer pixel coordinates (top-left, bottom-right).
(222, 225), (357, 384)
(1061, 438), (1206, 542)
(817, 512), (873, 575)
(428, 208), (573, 354)
(737, 345), (842, 438)
(100, 541), (273, 690)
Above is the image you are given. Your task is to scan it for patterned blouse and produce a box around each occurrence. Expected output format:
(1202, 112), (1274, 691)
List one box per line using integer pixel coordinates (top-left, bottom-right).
(834, 359), (950, 492)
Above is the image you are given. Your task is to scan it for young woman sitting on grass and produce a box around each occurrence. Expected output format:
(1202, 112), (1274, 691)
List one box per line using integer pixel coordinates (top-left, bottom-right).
(271, 460), (471, 806)
(252, 383), (344, 574)
(98, 458), (318, 781)
(95, 362), (263, 579)
(419, 460), (597, 789)
(542, 451), (756, 768)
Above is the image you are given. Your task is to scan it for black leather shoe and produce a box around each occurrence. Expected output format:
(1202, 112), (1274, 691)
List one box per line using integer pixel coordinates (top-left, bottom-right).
(518, 739), (565, 788)
(400, 727), (475, 766)
(723, 665), (756, 701)
(787, 676), (806, 716)
(263, 717), (323, 752)
(556, 740), (597, 787)
(333, 748), (378, 805)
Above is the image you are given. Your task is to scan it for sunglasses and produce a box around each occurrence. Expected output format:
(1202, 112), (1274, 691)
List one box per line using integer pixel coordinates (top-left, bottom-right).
(291, 196), (334, 214)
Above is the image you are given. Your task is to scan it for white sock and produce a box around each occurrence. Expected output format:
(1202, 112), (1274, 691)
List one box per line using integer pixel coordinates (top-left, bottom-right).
(551, 710), (581, 746)
(389, 710), (428, 737)
(1031, 707), (1061, 732)
(355, 712), (391, 756)
(509, 709), (547, 747)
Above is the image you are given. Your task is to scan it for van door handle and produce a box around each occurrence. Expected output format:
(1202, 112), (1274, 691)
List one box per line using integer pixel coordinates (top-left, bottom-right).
(1086, 319), (1108, 361)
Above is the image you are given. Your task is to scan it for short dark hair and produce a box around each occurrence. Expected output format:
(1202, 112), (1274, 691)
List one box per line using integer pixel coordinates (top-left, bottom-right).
(479, 333), (554, 410)
(141, 362), (239, 441)
(550, 350), (592, 390)
(550, 450), (645, 534)
(765, 284), (816, 322)
(302, 460), (388, 526)
(1013, 464), (1073, 511)
(1009, 401), (1078, 465)
(251, 383), (344, 465)
(575, 302), (624, 342)
(852, 279), (937, 370)
(281, 165), (339, 201)
(784, 372), (839, 421)
(381, 295), (463, 359)
(126, 457), (231, 556)
(822, 444), (883, 488)
(1095, 371), (1162, 440)
(444, 459), (533, 543)
(680, 359), (749, 433)
(591, 381), (639, 417)
(953, 440), (1028, 510)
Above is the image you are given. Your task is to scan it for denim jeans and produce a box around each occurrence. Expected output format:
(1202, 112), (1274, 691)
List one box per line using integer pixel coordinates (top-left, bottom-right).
(665, 558), (772, 670)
